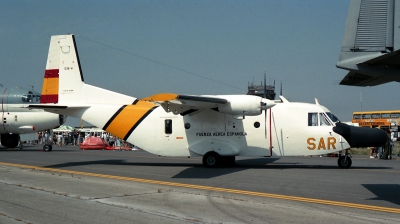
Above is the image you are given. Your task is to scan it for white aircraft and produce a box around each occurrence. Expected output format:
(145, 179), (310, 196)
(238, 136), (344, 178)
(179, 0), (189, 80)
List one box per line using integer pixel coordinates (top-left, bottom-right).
(1, 86), (66, 149)
(29, 34), (387, 168)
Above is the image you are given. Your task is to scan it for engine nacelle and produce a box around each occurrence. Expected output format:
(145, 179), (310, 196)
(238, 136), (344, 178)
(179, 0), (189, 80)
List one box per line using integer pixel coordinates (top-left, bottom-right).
(1, 134), (19, 148)
(215, 95), (275, 117)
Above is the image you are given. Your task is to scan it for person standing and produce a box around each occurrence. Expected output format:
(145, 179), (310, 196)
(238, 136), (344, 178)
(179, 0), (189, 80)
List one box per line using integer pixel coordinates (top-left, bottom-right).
(44, 131), (48, 144)
(38, 132), (42, 144)
(73, 132), (78, 146)
(382, 131), (393, 160)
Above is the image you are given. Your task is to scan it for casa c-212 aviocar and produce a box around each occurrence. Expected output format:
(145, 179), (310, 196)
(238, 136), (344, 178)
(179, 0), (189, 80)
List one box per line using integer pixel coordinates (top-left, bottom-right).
(29, 34), (386, 168)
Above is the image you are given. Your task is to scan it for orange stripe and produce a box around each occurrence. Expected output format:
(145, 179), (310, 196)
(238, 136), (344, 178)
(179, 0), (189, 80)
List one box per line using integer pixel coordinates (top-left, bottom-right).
(141, 93), (178, 101)
(105, 101), (156, 139)
(41, 77), (59, 95)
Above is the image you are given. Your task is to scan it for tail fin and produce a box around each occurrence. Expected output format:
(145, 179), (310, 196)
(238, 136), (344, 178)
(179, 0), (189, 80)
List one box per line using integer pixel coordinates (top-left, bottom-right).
(337, 0), (400, 86)
(40, 34), (135, 105)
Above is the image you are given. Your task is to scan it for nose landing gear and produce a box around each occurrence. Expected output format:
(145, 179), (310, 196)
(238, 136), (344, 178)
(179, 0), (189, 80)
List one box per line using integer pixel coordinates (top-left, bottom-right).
(337, 152), (352, 169)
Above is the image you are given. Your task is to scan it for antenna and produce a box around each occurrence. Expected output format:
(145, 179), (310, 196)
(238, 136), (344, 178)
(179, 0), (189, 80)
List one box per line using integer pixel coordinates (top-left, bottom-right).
(263, 72), (267, 99)
(280, 81), (282, 96)
(360, 92), (362, 110)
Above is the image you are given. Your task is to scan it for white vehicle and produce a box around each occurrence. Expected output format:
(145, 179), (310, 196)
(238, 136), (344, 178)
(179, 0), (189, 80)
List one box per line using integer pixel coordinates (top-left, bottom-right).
(30, 34), (387, 168)
(1, 86), (66, 149)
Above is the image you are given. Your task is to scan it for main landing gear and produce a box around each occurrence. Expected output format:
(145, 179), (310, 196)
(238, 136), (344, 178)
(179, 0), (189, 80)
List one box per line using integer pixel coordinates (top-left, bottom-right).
(202, 151), (236, 168)
(337, 153), (352, 169)
(43, 144), (53, 152)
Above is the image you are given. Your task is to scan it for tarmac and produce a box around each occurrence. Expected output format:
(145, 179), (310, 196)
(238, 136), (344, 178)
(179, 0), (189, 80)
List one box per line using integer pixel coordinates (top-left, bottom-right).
(0, 144), (399, 223)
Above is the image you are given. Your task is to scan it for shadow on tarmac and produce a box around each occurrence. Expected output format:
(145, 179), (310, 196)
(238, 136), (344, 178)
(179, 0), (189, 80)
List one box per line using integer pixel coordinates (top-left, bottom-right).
(363, 184), (400, 206)
(42, 157), (394, 180)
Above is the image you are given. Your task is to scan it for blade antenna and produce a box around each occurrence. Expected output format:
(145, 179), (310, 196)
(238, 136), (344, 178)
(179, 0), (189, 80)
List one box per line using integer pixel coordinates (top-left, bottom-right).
(263, 72), (267, 99)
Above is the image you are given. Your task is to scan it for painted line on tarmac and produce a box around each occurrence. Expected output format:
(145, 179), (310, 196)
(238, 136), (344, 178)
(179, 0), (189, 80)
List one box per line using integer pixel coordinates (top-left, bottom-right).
(1, 161), (400, 214)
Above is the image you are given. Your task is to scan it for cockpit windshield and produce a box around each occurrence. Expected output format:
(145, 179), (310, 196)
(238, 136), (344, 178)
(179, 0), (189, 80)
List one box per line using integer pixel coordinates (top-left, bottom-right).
(21, 94), (41, 103)
(308, 112), (334, 126)
(319, 113), (331, 126)
(326, 112), (340, 123)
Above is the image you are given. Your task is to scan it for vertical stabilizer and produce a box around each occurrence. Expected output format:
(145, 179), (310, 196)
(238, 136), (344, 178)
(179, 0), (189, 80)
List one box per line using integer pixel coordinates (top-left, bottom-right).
(337, 0), (400, 86)
(40, 34), (135, 105)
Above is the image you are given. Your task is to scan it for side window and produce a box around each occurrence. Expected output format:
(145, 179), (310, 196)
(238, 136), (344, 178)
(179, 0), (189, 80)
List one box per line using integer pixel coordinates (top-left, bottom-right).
(362, 114), (371, 119)
(308, 113), (318, 126)
(353, 114), (361, 119)
(165, 119), (172, 134)
(372, 114), (381, 119)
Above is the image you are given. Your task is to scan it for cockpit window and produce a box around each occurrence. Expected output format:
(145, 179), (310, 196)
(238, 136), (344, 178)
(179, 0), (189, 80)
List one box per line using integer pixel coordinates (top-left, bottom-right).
(319, 113), (331, 126)
(309, 112), (335, 126)
(21, 94), (41, 103)
(326, 112), (340, 123)
(308, 113), (318, 126)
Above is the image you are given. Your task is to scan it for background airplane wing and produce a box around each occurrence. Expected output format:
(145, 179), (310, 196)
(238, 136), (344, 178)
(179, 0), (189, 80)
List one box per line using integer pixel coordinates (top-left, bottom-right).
(339, 49), (400, 86)
(336, 0), (400, 86)
(28, 105), (90, 114)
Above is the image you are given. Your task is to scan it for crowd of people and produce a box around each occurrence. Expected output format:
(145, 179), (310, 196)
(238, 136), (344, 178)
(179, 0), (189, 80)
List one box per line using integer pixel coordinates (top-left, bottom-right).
(36, 131), (80, 146)
(39, 131), (133, 150)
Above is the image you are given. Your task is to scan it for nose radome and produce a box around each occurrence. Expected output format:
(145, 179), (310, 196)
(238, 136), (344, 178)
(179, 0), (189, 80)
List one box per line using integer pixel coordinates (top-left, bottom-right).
(332, 122), (387, 147)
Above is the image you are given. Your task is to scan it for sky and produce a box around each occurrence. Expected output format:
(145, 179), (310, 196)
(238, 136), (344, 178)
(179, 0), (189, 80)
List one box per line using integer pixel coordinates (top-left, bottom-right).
(1, 0), (399, 127)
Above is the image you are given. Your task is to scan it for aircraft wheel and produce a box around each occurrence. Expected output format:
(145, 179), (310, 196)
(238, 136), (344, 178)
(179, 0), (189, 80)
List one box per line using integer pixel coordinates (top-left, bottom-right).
(203, 152), (220, 168)
(337, 156), (352, 169)
(43, 144), (53, 152)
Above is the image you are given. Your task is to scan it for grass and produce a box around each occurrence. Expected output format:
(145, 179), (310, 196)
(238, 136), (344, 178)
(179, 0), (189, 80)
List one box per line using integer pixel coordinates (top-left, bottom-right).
(350, 141), (400, 156)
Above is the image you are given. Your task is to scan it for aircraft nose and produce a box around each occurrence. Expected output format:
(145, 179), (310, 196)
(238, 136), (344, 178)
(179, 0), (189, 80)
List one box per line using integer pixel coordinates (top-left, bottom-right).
(332, 122), (387, 147)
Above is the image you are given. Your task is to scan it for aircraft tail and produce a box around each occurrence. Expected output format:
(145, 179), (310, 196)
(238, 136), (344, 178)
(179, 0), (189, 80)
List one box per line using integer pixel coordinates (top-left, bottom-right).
(40, 34), (135, 105)
(337, 0), (400, 86)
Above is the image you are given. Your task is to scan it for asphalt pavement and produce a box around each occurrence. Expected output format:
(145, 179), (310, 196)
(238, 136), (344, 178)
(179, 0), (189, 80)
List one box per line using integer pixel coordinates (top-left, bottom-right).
(0, 144), (399, 223)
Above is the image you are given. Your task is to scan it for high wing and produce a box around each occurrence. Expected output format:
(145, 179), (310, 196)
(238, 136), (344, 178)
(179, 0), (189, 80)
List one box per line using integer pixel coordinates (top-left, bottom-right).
(141, 93), (275, 117)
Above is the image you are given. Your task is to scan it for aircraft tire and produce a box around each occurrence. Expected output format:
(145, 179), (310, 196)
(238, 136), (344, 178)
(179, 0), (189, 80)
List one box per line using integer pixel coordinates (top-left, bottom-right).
(337, 156), (352, 169)
(43, 144), (52, 152)
(203, 152), (220, 168)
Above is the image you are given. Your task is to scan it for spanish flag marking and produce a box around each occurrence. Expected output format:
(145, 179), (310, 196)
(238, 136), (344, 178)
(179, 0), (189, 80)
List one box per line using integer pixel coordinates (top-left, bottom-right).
(40, 69), (59, 103)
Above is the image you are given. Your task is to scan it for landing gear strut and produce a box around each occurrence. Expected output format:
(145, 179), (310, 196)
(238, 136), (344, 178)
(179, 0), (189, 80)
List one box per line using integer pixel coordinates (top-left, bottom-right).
(337, 152), (352, 169)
